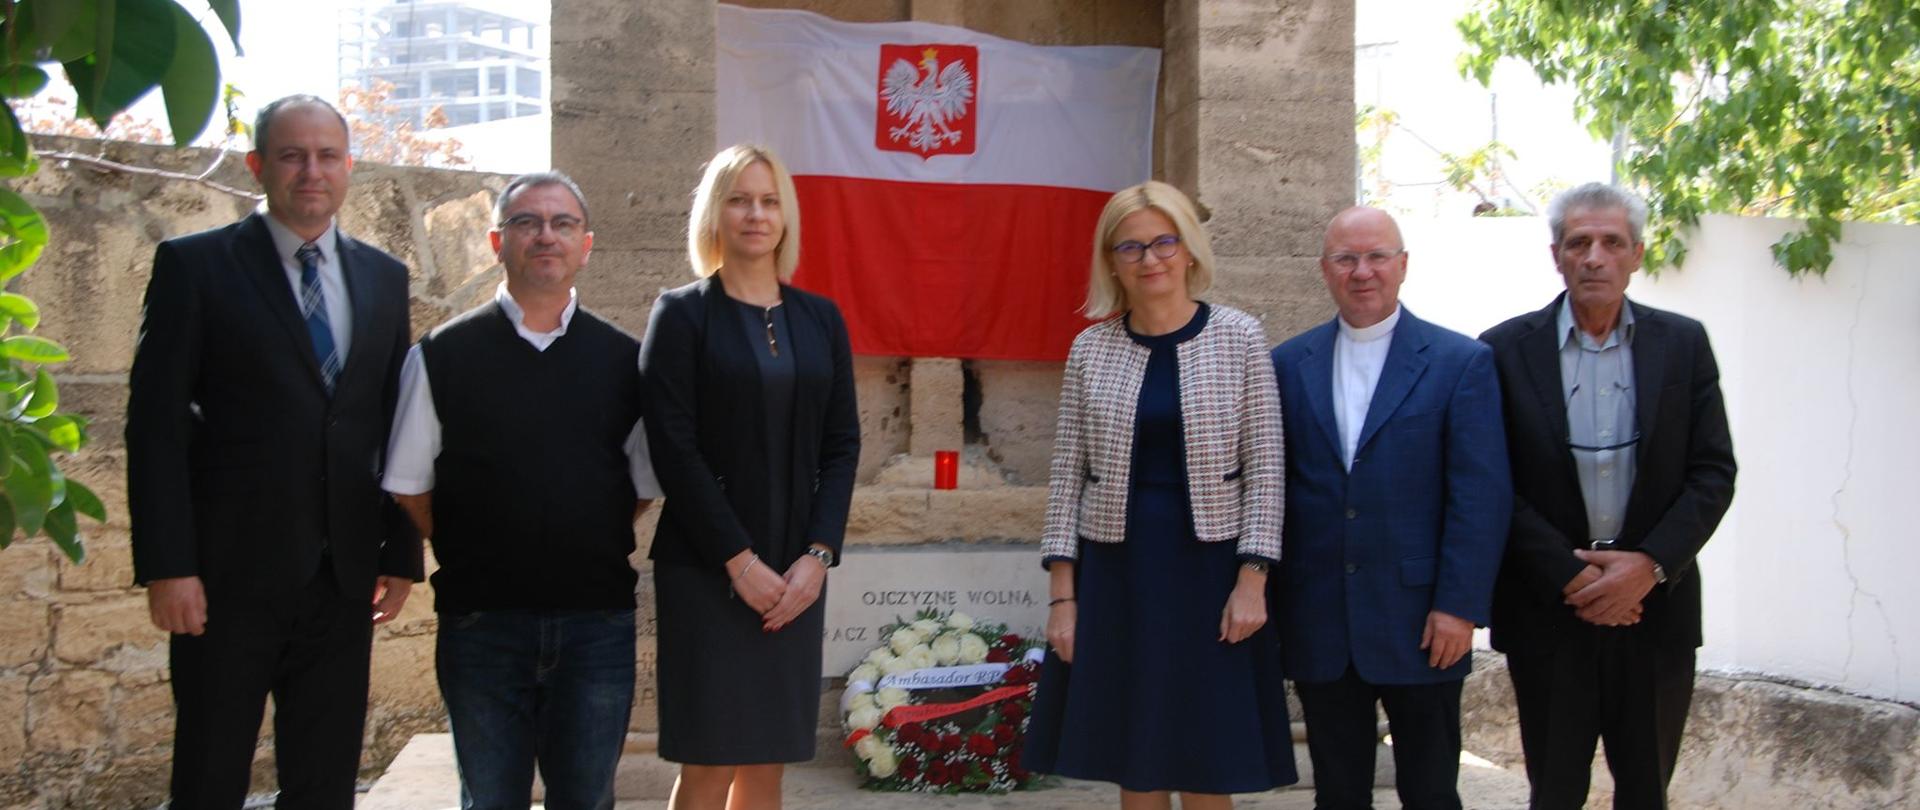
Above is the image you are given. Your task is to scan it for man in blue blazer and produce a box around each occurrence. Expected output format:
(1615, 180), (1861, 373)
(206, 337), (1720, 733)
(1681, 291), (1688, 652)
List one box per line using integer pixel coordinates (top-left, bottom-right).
(1270, 207), (1512, 810)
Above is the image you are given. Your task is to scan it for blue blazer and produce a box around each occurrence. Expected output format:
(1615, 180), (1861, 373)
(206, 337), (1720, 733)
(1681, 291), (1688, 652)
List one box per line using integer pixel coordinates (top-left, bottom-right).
(1269, 308), (1511, 685)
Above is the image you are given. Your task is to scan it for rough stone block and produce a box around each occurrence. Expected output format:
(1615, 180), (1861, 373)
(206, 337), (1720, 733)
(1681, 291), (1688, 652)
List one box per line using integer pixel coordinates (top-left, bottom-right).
(420, 189), (500, 300)
(853, 356), (911, 483)
(110, 677), (175, 752)
(0, 674), (26, 766)
(973, 360), (1065, 485)
(0, 601), (50, 668)
(0, 543), (56, 603)
(26, 670), (115, 754)
(1210, 257), (1335, 342)
(52, 595), (163, 664)
(908, 358), (965, 456)
(57, 528), (134, 592)
(369, 632), (438, 719)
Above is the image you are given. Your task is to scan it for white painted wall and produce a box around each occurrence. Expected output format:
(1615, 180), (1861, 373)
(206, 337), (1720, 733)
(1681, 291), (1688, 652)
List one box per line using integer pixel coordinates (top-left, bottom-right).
(1387, 214), (1920, 705)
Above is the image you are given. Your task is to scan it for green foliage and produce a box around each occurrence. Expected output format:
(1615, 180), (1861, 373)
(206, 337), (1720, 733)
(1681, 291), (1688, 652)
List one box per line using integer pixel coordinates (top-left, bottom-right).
(1460, 0), (1920, 276)
(0, 0), (234, 561)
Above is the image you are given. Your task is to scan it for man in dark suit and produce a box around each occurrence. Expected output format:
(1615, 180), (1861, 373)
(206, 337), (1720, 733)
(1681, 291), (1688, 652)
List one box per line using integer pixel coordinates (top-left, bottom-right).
(1479, 183), (1736, 809)
(1271, 207), (1512, 810)
(126, 95), (421, 809)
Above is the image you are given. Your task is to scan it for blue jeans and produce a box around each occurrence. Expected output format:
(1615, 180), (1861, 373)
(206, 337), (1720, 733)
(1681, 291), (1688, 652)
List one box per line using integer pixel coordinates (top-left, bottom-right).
(437, 609), (636, 810)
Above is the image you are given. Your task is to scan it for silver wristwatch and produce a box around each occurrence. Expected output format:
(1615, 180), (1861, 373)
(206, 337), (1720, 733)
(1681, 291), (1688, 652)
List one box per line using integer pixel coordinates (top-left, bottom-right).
(804, 546), (836, 568)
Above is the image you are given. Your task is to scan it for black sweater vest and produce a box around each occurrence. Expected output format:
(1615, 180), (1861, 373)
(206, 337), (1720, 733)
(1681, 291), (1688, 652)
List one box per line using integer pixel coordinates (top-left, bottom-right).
(420, 303), (641, 613)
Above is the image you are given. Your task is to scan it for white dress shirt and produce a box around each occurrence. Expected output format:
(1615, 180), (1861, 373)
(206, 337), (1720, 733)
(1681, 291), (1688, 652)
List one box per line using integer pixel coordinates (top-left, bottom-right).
(1557, 295), (1637, 541)
(382, 283), (662, 498)
(1331, 304), (1401, 471)
(260, 210), (353, 360)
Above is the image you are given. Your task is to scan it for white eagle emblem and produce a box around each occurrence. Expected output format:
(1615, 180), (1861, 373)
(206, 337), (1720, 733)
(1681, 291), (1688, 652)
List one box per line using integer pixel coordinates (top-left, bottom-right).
(881, 48), (975, 155)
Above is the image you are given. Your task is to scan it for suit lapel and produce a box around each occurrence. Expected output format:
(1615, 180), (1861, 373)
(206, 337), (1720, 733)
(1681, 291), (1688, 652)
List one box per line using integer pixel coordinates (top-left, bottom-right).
(230, 213), (327, 387)
(1296, 320), (1342, 457)
(1518, 297), (1572, 451)
(1354, 310), (1430, 456)
(1628, 301), (1665, 465)
(332, 233), (379, 395)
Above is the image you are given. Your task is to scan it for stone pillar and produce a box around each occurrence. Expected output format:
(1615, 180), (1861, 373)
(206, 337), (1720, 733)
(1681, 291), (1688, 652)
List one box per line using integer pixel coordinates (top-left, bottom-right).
(1178, 0), (1355, 340)
(551, 0), (716, 333)
(907, 357), (965, 456)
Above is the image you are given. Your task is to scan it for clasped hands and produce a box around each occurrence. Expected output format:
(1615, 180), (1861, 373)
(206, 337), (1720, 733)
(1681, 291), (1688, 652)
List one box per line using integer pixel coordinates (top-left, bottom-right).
(1562, 549), (1658, 627)
(147, 574), (413, 636)
(729, 546), (830, 633)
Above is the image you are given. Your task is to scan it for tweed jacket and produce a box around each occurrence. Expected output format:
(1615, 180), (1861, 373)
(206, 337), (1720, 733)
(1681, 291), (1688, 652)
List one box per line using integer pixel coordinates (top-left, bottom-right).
(1040, 303), (1284, 562)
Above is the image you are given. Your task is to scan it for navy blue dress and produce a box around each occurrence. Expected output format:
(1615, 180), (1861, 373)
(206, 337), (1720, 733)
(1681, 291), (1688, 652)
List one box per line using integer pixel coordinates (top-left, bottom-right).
(1023, 304), (1297, 793)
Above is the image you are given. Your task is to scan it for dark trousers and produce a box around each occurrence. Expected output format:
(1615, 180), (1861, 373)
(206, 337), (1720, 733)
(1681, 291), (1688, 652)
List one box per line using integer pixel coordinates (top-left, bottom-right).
(437, 609), (637, 810)
(1295, 665), (1464, 810)
(1506, 627), (1696, 810)
(169, 565), (373, 810)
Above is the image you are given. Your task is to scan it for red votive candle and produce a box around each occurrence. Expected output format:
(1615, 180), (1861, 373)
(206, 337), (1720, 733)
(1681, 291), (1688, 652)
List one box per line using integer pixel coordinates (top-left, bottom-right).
(934, 450), (959, 490)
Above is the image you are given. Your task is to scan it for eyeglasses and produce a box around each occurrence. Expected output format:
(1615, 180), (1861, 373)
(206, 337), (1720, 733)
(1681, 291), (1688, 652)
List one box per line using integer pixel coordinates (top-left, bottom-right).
(1325, 249), (1404, 272)
(1112, 234), (1182, 265)
(498, 214), (585, 239)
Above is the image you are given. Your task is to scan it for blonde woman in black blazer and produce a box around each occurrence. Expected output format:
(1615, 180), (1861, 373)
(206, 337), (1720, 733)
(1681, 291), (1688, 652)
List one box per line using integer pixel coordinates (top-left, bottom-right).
(1022, 181), (1296, 808)
(640, 145), (860, 810)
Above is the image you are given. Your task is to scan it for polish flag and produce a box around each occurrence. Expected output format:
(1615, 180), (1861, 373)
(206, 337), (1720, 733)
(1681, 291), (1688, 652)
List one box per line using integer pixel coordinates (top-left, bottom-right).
(717, 5), (1160, 361)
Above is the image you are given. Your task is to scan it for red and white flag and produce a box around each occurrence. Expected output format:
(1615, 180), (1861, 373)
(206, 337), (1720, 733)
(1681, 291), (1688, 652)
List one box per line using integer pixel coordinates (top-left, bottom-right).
(717, 5), (1160, 360)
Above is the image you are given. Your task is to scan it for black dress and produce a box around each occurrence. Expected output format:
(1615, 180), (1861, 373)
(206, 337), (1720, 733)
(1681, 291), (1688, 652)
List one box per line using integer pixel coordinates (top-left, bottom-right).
(653, 297), (827, 765)
(1022, 304), (1297, 793)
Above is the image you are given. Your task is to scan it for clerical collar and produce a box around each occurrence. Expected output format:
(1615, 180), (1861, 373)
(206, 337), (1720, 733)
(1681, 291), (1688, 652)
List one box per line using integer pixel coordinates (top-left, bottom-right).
(1338, 304), (1400, 343)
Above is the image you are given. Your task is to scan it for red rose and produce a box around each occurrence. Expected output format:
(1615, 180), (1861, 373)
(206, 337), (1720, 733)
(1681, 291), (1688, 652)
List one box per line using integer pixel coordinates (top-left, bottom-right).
(967, 732), (997, 757)
(999, 633), (1022, 648)
(1011, 763), (1032, 783)
(992, 723), (1016, 745)
(941, 733), (963, 753)
(898, 724), (924, 748)
(1005, 663), (1038, 685)
(986, 647), (1011, 663)
(1001, 701), (1026, 723)
(926, 760), (950, 785)
(898, 756), (919, 781)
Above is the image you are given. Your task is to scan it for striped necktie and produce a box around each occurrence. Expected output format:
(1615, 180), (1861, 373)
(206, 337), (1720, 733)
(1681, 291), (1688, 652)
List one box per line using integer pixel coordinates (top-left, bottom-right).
(295, 241), (341, 393)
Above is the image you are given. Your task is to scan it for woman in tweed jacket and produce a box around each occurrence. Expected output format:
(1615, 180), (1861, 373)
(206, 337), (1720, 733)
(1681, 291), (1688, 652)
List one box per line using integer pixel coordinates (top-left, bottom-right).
(1021, 181), (1297, 804)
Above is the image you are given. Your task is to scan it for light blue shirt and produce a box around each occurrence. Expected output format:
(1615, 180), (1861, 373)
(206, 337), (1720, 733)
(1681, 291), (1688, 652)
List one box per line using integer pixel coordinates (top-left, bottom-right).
(1558, 296), (1636, 542)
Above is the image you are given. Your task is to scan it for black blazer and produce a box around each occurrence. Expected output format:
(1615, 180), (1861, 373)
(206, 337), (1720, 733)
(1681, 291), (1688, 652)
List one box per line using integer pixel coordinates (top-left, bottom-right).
(639, 276), (860, 570)
(126, 212), (422, 601)
(1479, 294), (1736, 651)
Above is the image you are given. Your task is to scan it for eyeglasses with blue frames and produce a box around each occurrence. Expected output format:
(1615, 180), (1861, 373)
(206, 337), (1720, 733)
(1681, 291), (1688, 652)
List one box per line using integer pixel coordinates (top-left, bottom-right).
(1112, 234), (1182, 264)
(1324, 249), (1405, 272)
(498, 214), (586, 239)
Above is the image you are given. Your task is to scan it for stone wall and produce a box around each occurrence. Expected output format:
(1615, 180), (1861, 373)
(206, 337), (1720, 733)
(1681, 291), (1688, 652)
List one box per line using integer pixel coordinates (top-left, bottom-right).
(0, 136), (509, 808)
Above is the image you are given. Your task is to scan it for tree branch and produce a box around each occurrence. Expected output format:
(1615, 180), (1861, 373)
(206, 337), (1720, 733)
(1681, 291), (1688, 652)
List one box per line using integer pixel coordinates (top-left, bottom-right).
(36, 150), (263, 200)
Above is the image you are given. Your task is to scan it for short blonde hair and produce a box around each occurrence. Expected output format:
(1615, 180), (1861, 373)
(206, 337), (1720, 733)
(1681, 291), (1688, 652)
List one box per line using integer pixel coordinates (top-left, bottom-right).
(1083, 181), (1215, 319)
(687, 144), (803, 279)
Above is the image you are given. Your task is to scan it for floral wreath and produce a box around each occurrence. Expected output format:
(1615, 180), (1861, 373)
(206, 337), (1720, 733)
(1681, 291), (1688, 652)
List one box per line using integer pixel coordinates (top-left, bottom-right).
(840, 609), (1046, 793)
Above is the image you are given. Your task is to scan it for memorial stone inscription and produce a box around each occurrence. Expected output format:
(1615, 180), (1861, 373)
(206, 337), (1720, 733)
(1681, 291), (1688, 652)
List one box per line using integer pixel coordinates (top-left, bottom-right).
(821, 547), (1050, 676)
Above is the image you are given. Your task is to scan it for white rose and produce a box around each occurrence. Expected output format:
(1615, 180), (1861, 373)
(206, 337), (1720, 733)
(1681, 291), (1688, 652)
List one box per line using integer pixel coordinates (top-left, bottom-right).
(957, 633), (989, 664)
(865, 647), (896, 668)
(888, 627), (924, 655)
(932, 633), (962, 665)
(911, 618), (942, 636)
(867, 743), (899, 778)
(847, 706), (882, 731)
(876, 687), (910, 711)
(947, 612), (975, 631)
(853, 734), (883, 761)
(906, 645), (936, 670)
(847, 693), (877, 713)
(848, 664), (879, 686)
(881, 655), (917, 676)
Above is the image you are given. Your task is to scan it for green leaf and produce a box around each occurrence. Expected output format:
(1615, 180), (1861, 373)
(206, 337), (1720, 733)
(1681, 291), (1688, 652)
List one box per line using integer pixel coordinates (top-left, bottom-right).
(13, 0), (89, 62)
(0, 293), (39, 331)
(36, 413), (83, 452)
(0, 104), (39, 179)
(66, 0), (178, 127)
(65, 478), (105, 522)
(0, 490), (14, 546)
(0, 65), (51, 99)
(21, 369), (57, 420)
(0, 336), (69, 364)
(3, 435), (55, 535)
(0, 187), (49, 283)
(160, 3), (220, 145)
(44, 500), (82, 564)
(207, 0), (243, 53)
